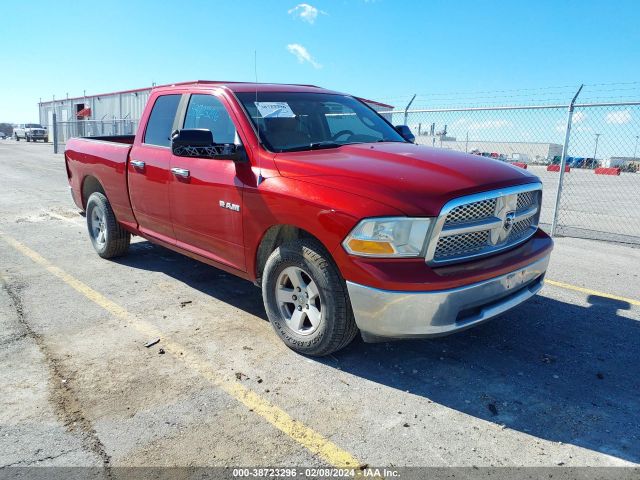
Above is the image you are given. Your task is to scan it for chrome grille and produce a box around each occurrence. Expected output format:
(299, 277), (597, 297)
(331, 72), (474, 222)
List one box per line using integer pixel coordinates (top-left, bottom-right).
(516, 191), (536, 210)
(445, 198), (497, 225)
(508, 216), (535, 242)
(434, 230), (490, 259)
(426, 183), (542, 265)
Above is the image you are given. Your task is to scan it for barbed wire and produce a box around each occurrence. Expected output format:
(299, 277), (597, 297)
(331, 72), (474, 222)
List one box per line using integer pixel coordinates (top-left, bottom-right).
(379, 82), (640, 109)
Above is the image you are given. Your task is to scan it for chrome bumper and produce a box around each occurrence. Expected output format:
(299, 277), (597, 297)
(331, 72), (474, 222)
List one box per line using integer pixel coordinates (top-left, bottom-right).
(347, 255), (549, 341)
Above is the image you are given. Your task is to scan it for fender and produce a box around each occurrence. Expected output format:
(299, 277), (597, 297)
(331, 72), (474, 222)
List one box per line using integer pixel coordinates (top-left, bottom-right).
(243, 175), (404, 281)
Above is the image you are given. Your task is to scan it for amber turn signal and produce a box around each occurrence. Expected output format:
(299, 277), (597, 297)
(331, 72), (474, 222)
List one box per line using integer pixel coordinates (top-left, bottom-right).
(346, 239), (395, 255)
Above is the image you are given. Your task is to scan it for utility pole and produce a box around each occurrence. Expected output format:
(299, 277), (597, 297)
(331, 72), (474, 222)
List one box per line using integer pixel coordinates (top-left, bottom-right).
(593, 133), (601, 166)
(465, 131), (469, 153)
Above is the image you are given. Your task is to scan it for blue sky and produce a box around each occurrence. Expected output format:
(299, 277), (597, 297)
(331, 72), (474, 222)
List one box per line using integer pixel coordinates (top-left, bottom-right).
(1, 0), (639, 123)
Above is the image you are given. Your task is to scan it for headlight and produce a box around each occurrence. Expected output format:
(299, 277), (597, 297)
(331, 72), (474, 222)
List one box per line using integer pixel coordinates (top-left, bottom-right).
(342, 217), (433, 257)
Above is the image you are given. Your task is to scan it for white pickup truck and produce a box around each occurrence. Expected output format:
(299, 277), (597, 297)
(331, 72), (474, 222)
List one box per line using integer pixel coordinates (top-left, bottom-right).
(13, 123), (48, 142)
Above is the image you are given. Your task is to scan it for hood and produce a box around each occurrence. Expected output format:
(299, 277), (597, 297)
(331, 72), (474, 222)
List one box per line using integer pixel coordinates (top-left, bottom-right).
(273, 143), (539, 216)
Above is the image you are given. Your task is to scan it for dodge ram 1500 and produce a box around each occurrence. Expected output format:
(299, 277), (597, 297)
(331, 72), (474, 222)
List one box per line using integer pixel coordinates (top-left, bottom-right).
(65, 81), (552, 356)
(14, 123), (48, 142)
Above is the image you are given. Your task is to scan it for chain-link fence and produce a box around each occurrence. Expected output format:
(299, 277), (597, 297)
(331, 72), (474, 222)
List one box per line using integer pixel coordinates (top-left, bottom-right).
(555, 103), (640, 243)
(379, 99), (640, 245)
(50, 90), (640, 245)
(50, 119), (138, 149)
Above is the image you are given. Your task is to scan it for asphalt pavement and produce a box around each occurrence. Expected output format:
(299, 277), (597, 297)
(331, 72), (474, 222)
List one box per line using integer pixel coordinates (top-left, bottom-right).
(1, 140), (638, 470)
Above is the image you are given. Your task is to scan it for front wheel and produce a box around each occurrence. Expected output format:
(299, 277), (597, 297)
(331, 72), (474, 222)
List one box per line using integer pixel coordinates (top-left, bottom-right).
(86, 192), (130, 258)
(262, 238), (358, 356)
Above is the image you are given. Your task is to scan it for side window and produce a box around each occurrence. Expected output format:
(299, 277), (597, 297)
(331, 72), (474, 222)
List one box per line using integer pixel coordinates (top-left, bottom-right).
(183, 94), (237, 144)
(144, 94), (181, 147)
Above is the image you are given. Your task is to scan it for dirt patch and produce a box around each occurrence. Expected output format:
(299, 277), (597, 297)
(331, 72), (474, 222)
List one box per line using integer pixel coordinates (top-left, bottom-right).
(0, 274), (112, 471)
(14, 207), (82, 224)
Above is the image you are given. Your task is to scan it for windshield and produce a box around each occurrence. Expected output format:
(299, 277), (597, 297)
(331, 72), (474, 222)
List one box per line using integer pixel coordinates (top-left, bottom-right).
(235, 92), (405, 153)
(26, 124), (43, 128)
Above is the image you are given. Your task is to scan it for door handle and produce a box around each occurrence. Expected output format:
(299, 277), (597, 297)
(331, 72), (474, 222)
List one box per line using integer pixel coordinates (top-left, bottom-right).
(131, 160), (145, 169)
(171, 167), (190, 178)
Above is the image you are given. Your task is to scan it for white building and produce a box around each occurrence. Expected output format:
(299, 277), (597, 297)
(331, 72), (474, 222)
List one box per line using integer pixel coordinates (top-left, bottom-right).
(38, 81), (394, 142)
(414, 135), (563, 164)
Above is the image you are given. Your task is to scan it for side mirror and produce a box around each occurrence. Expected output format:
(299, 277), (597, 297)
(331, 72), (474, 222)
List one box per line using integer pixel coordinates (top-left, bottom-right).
(171, 128), (213, 150)
(171, 129), (247, 162)
(394, 125), (415, 143)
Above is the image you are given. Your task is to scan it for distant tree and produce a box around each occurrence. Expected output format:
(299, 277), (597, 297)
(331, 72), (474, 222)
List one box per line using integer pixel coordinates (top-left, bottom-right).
(0, 123), (14, 136)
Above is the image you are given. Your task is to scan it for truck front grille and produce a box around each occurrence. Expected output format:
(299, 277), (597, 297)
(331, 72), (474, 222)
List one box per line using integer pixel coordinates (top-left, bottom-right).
(427, 184), (542, 265)
(445, 198), (497, 225)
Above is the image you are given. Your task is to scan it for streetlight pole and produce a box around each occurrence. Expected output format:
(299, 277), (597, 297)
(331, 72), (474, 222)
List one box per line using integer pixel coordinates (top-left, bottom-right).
(593, 133), (601, 167)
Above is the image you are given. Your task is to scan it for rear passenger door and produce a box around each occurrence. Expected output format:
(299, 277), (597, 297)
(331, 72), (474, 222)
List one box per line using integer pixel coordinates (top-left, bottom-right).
(169, 93), (246, 271)
(128, 94), (181, 244)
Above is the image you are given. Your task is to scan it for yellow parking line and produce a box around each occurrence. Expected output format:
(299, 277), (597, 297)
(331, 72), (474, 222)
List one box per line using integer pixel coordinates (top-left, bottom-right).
(0, 233), (362, 469)
(546, 279), (640, 306)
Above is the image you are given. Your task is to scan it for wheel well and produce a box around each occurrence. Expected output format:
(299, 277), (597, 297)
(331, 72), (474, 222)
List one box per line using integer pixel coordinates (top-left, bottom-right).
(81, 176), (106, 209)
(255, 225), (323, 284)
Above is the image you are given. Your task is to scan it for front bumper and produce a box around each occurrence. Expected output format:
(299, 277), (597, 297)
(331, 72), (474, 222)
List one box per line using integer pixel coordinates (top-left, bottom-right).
(347, 254), (549, 341)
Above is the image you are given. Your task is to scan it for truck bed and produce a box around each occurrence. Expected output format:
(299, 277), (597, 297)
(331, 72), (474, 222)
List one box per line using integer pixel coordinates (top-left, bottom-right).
(83, 135), (135, 145)
(65, 136), (137, 229)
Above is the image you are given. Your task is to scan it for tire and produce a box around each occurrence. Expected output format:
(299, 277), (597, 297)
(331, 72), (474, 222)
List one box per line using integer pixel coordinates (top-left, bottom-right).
(262, 238), (358, 356)
(14, 134), (19, 141)
(26, 136), (30, 142)
(86, 192), (130, 259)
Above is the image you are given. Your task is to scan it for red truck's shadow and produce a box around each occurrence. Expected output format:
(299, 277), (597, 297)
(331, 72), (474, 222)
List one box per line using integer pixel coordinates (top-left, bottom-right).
(119, 240), (268, 319)
(117, 241), (639, 463)
(329, 293), (640, 464)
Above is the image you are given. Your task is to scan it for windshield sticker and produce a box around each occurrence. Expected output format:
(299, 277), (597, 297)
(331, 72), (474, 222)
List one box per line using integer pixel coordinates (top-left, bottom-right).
(254, 102), (296, 118)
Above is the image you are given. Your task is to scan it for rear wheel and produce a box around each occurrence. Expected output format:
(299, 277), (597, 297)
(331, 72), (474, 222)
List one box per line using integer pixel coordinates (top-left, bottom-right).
(26, 135), (30, 142)
(86, 192), (130, 258)
(262, 238), (358, 356)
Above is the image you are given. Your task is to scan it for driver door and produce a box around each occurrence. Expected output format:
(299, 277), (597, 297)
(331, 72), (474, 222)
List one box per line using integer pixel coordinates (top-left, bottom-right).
(169, 93), (246, 271)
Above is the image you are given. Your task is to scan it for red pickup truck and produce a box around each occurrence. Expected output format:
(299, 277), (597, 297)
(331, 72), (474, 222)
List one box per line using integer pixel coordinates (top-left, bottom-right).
(65, 81), (552, 356)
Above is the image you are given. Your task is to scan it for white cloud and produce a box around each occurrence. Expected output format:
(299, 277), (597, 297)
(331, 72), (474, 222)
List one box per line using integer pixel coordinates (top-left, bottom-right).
(555, 118), (593, 133)
(286, 43), (322, 69)
(288, 3), (326, 24)
(572, 111), (587, 123)
(605, 109), (632, 125)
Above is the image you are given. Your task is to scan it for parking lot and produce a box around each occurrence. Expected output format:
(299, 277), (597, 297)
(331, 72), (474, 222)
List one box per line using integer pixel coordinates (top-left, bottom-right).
(1, 141), (639, 470)
(533, 166), (640, 243)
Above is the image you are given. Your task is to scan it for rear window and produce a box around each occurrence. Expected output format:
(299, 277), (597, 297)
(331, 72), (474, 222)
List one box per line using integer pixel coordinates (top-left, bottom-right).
(144, 95), (181, 147)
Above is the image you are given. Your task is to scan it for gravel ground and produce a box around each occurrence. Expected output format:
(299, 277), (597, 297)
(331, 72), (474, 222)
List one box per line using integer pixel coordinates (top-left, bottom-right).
(0, 140), (638, 471)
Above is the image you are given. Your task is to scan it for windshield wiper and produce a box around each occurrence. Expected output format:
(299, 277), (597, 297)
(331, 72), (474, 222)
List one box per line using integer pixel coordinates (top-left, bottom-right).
(282, 142), (344, 152)
(308, 142), (343, 150)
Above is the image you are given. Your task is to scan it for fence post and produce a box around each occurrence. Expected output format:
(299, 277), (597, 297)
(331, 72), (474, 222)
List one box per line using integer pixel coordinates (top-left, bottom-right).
(551, 84), (583, 237)
(52, 112), (58, 154)
(403, 94), (416, 125)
